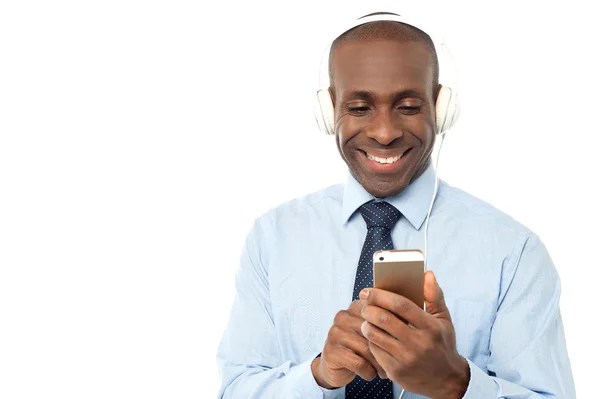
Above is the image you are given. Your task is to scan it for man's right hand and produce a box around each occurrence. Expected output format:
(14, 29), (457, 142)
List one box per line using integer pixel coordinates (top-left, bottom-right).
(311, 300), (387, 389)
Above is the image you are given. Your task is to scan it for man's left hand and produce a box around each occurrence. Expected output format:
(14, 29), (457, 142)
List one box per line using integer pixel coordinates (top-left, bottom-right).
(359, 271), (470, 399)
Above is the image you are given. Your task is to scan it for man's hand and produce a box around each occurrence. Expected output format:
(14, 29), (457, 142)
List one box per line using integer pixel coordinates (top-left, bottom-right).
(358, 271), (470, 399)
(311, 300), (387, 389)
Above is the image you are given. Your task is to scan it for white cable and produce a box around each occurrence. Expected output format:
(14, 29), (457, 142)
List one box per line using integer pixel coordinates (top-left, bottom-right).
(399, 387), (406, 398)
(424, 132), (445, 272)
(397, 132), (446, 399)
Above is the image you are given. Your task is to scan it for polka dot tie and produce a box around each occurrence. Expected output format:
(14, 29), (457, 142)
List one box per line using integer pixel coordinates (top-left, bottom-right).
(345, 200), (401, 399)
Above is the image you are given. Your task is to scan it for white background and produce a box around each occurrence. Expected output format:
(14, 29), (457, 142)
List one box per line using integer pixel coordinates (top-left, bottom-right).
(0, 0), (597, 397)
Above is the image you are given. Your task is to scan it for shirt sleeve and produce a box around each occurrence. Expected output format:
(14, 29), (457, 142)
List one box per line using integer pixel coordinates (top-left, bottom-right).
(461, 233), (576, 398)
(216, 219), (344, 399)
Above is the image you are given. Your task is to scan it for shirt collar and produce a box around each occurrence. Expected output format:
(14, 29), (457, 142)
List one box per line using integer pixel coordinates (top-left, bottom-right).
(341, 163), (436, 230)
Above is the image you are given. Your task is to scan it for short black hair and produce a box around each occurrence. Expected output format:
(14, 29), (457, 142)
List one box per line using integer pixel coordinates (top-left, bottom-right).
(329, 13), (439, 90)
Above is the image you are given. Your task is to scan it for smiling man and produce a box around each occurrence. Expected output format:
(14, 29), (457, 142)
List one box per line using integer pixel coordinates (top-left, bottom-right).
(331, 35), (437, 198)
(216, 13), (575, 399)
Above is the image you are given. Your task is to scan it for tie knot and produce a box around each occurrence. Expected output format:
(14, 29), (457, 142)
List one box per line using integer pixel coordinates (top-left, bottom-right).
(359, 201), (401, 230)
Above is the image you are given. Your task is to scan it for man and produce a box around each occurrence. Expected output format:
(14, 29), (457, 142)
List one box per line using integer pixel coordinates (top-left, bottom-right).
(217, 12), (575, 399)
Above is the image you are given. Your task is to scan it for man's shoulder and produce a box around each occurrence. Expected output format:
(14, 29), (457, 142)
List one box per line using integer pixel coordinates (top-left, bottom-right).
(437, 180), (532, 235)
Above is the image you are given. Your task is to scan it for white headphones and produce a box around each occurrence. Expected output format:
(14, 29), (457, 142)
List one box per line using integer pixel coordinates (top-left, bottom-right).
(313, 12), (460, 136)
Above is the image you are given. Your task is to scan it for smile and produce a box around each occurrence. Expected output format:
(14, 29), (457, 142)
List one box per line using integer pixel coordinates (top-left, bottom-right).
(365, 152), (405, 164)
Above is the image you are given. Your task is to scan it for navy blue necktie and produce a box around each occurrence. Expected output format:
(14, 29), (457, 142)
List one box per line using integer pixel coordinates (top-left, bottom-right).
(345, 200), (401, 399)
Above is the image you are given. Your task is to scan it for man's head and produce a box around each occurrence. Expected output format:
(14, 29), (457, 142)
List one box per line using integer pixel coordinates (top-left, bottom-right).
(329, 17), (441, 198)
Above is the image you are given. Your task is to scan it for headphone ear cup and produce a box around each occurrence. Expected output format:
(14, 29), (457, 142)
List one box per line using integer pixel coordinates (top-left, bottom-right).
(315, 89), (335, 135)
(435, 86), (451, 135)
(435, 86), (459, 134)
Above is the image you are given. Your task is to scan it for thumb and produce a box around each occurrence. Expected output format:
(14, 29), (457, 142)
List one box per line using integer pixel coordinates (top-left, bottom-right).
(424, 271), (450, 319)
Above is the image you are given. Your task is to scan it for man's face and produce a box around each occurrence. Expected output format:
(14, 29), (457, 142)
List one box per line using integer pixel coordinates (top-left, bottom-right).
(331, 39), (439, 198)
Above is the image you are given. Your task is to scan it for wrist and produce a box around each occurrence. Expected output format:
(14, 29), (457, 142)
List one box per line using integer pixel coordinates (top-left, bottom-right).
(311, 356), (337, 390)
(444, 356), (470, 399)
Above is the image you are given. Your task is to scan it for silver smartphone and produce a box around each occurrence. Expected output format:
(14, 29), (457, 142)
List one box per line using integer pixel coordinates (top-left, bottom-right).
(373, 249), (425, 308)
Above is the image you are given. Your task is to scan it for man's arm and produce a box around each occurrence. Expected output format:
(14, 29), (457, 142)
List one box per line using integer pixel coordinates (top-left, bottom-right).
(462, 233), (576, 398)
(216, 219), (339, 399)
(359, 233), (576, 398)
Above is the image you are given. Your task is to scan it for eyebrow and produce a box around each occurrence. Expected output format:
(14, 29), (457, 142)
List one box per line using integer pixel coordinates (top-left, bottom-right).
(344, 89), (425, 102)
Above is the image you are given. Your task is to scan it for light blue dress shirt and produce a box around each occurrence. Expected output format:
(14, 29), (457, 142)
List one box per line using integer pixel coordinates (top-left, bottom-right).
(216, 164), (575, 398)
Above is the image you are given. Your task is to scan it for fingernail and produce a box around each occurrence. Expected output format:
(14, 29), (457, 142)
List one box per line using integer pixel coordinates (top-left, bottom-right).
(378, 371), (388, 379)
(359, 289), (370, 300)
(361, 320), (369, 336)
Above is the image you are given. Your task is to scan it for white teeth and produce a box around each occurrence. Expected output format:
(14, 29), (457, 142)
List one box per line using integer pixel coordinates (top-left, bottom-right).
(366, 152), (404, 164)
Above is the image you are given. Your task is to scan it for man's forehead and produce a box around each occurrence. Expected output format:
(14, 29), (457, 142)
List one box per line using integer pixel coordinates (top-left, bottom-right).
(331, 38), (433, 64)
(327, 20), (440, 92)
(331, 40), (435, 86)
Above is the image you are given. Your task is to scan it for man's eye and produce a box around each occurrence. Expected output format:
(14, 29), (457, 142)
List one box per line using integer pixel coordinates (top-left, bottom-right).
(349, 106), (370, 114)
(398, 106), (420, 115)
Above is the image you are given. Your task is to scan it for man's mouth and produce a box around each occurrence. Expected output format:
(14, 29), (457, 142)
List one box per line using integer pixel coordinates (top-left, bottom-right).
(359, 149), (411, 174)
(365, 151), (405, 164)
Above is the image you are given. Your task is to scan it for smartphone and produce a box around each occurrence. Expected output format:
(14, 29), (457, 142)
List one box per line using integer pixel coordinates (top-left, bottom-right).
(373, 249), (425, 309)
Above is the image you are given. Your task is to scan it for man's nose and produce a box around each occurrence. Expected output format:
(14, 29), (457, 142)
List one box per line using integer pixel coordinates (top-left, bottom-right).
(365, 111), (403, 145)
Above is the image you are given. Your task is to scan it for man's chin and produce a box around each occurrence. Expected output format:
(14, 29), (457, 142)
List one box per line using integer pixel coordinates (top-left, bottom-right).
(355, 172), (410, 198)
(367, 182), (409, 198)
